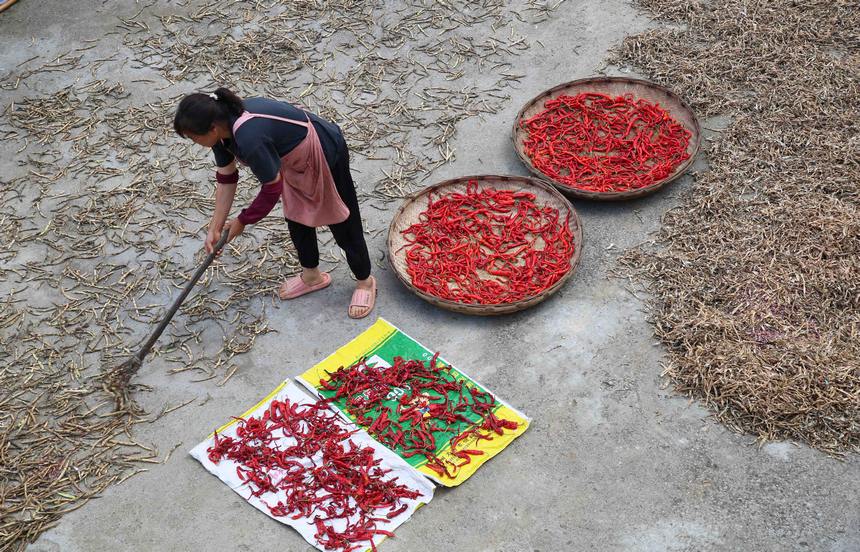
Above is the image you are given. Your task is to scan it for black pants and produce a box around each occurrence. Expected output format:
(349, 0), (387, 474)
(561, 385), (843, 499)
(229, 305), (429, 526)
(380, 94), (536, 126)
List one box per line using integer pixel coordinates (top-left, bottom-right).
(286, 148), (371, 280)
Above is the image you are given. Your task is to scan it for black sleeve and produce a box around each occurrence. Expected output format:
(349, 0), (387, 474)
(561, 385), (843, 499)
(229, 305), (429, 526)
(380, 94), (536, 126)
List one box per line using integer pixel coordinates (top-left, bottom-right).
(242, 140), (281, 184)
(212, 142), (235, 168)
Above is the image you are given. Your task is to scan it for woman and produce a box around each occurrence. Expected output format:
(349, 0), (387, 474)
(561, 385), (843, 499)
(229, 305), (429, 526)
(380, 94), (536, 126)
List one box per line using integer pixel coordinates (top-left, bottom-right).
(173, 88), (376, 318)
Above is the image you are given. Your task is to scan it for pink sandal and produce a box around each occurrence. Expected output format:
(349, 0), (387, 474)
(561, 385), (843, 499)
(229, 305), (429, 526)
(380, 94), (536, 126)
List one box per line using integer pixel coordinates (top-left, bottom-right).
(349, 276), (377, 319)
(279, 272), (332, 300)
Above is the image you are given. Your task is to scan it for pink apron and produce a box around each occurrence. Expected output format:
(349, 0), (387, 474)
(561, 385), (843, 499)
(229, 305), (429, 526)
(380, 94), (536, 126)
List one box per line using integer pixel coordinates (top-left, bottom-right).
(232, 111), (350, 227)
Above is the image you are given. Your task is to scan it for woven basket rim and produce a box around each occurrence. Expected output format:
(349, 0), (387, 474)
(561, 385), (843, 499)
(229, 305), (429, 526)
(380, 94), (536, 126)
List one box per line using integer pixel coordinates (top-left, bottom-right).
(387, 174), (584, 315)
(511, 76), (702, 201)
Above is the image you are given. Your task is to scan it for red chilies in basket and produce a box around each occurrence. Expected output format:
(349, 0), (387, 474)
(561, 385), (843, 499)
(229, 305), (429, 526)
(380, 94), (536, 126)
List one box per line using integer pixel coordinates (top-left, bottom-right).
(400, 180), (575, 305)
(521, 92), (691, 193)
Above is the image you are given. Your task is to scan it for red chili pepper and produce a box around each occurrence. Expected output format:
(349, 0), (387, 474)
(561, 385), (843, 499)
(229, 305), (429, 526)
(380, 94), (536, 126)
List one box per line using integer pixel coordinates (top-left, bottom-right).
(400, 181), (575, 305)
(521, 92), (691, 193)
(386, 504), (409, 519)
(206, 398), (420, 552)
(319, 355), (523, 482)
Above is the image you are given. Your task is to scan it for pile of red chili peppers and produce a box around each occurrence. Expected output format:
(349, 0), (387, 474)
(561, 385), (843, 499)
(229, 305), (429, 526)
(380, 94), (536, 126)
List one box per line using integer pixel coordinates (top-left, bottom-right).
(207, 399), (421, 552)
(321, 353), (518, 479)
(521, 92), (692, 193)
(401, 180), (574, 304)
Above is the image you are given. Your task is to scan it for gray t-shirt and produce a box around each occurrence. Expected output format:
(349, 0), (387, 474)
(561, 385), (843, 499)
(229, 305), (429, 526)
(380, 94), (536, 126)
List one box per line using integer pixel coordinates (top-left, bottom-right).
(212, 97), (344, 184)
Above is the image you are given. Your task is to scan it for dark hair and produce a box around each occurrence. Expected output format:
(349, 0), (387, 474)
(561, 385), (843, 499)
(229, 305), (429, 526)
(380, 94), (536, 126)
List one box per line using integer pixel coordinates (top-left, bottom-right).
(173, 87), (244, 137)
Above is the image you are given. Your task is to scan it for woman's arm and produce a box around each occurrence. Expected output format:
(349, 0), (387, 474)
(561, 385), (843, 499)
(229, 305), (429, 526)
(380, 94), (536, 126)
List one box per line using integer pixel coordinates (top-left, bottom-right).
(237, 173), (283, 225)
(206, 161), (239, 253)
(216, 160), (238, 175)
(213, 162), (238, 227)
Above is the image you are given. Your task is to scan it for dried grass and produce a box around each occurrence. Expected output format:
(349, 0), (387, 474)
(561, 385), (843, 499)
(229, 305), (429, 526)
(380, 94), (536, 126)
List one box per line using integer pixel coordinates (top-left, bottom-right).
(0, 0), (557, 548)
(614, 0), (859, 455)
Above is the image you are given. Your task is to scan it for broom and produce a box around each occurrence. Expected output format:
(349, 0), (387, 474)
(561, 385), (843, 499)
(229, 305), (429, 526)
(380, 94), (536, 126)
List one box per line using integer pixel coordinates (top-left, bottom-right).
(104, 229), (230, 408)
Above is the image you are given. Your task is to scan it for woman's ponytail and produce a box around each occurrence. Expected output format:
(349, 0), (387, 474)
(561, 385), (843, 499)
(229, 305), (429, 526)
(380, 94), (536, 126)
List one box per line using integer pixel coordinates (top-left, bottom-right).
(212, 87), (244, 118)
(174, 87), (245, 137)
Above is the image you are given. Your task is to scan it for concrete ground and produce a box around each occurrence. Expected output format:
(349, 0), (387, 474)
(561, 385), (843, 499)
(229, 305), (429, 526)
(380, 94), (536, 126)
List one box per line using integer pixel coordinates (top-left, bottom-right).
(1, 1), (858, 551)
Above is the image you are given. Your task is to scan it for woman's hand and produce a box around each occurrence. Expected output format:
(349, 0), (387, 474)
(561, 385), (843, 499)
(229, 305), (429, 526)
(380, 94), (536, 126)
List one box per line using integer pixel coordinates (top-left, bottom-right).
(205, 221), (224, 254)
(225, 218), (245, 243)
(205, 218), (244, 256)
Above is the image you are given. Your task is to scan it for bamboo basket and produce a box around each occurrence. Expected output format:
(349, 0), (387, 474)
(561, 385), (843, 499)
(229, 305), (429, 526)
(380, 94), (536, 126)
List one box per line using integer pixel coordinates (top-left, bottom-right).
(512, 76), (701, 201)
(387, 175), (583, 315)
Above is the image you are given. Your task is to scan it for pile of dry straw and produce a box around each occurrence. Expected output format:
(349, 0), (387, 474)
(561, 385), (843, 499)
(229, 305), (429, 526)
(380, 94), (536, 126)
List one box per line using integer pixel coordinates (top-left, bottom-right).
(615, 0), (859, 455)
(0, 0), (555, 548)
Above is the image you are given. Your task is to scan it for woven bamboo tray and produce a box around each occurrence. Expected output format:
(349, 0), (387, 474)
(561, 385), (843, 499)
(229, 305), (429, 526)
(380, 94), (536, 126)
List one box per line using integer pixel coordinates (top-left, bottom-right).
(387, 175), (584, 316)
(512, 76), (701, 201)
